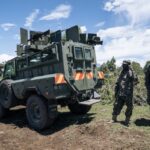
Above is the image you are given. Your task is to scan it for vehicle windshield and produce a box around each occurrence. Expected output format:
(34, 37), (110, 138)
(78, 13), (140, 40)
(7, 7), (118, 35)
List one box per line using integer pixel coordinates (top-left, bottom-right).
(75, 47), (83, 59)
(4, 62), (15, 77)
(85, 49), (91, 59)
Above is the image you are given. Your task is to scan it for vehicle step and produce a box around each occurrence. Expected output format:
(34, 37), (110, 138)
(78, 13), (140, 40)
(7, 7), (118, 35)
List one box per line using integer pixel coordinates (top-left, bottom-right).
(78, 99), (100, 106)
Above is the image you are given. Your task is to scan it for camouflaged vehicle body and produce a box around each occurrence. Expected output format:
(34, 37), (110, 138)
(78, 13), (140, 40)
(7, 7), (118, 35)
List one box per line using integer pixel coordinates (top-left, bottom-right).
(0, 25), (104, 130)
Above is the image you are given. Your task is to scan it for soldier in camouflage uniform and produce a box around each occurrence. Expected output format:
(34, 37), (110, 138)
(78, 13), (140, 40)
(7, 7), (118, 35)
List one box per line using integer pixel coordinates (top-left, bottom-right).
(112, 60), (138, 125)
(145, 64), (150, 105)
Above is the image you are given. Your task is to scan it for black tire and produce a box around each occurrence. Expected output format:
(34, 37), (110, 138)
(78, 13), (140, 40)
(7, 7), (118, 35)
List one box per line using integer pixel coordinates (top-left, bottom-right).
(0, 104), (8, 119)
(26, 95), (56, 130)
(68, 102), (91, 115)
(0, 80), (17, 108)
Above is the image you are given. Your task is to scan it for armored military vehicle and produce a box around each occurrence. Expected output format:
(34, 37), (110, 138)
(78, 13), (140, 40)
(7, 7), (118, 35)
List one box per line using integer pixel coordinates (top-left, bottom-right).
(0, 25), (104, 130)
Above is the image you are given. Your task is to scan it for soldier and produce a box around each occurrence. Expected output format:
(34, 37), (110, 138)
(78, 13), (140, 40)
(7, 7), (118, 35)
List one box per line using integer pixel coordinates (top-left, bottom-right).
(144, 63), (150, 105)
(112, 60), (138, 126)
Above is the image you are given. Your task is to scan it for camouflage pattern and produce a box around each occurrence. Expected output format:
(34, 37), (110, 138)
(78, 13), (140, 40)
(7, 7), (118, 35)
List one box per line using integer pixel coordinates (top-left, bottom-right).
(144, 64), (150, 105)
(113, 96), (133, 118)
(112, 61), (138, 118)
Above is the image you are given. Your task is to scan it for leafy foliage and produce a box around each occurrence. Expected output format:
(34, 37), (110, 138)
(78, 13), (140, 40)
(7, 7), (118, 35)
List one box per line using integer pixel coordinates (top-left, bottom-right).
(98, 72), (116, 104)
(98, 57), (147, 105)
(99, 57), (116, 73)
(131, 61), (143, 75)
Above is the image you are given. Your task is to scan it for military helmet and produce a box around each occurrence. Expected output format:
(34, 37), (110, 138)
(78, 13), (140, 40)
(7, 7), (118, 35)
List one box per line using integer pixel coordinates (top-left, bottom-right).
(122, 60), (131, 65)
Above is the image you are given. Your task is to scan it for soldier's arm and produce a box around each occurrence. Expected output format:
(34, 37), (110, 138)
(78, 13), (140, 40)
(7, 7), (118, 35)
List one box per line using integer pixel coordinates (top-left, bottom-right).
(128, 69), (139, 85)
(114, 76), (120, 97)
(128, 69), (134, 80)
(114, 83), (119, 98)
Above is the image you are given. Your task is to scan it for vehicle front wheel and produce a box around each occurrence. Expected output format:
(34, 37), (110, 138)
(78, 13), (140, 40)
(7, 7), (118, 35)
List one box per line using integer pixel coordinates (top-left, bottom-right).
(0, 80), (17, 108)
(68, 102), (91, 115)
(26, 95), (57, 130)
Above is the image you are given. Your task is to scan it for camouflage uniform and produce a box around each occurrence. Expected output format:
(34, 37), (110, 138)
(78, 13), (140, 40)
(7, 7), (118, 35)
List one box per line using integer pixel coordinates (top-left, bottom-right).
(112, 61), (138, 125)
(145, 64), (150, 105)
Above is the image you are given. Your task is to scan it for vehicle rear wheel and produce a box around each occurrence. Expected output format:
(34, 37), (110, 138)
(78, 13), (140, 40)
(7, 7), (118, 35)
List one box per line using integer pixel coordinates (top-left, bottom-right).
(0, 80), (17, 108)
(0, 104), (8, 119)
(68, 102), (91, 115)
(26, 95), (57, 130)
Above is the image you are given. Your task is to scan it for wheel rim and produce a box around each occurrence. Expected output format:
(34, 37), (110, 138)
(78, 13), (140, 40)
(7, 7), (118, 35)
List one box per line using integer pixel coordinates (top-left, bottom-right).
(30, 102), (41, 123)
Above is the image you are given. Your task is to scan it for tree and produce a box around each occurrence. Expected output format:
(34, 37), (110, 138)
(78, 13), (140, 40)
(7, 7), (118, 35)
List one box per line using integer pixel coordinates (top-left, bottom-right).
(99, 57), (116, 73)
(99, 63), (109, 73)
(131, 61), (143, 75)
(107, 56), (116, 72)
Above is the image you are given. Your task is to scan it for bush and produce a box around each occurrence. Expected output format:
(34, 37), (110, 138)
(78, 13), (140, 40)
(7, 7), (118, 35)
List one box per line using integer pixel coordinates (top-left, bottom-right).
(98, 59), (147, 105)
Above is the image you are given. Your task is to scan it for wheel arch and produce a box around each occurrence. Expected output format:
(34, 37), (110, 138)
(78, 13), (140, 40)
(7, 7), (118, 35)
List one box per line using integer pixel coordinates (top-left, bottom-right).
(22, 87), (41, 99)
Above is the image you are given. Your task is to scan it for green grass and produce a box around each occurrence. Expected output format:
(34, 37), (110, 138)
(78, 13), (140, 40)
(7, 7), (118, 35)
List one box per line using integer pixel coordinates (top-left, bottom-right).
(90, 103), (150, 133)
(59, 103), (150, 134)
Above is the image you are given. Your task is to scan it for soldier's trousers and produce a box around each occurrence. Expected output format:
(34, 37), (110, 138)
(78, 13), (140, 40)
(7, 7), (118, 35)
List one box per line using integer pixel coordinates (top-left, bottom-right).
(112, 95), (133, 118)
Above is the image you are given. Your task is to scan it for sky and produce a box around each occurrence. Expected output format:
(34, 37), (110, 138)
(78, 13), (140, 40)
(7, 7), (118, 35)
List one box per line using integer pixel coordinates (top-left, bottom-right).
(0, 0), (150, 66)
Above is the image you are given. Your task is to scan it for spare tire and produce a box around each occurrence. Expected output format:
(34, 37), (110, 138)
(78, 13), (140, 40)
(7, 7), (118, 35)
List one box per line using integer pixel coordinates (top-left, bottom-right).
(0, 80), (17, 108)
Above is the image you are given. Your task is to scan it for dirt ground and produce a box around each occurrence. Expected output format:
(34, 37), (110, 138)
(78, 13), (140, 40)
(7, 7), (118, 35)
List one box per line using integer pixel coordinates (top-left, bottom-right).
(0, 105), (150, 150)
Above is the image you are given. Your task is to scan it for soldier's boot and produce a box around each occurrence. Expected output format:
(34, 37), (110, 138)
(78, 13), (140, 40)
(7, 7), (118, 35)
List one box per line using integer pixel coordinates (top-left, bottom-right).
(124, 117), (130, 126)
(112, 115), (117, 122)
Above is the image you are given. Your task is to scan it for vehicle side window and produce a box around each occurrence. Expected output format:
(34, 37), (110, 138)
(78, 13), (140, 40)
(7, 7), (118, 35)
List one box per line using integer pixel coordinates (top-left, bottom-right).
(74, 47), (83, 59)
(4, 62), (15, 77)
(85, 49), (91, 60)
(29, 53), (41, 66)
(41, 48), (57, 62)
(17, 59), (27, 70)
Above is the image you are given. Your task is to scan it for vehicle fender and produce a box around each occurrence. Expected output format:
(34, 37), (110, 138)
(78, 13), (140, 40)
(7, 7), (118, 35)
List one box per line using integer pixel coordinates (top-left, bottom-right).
(22, 87), (41, 98)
